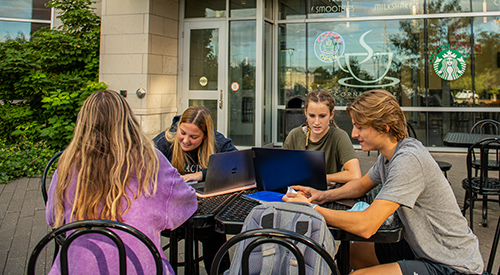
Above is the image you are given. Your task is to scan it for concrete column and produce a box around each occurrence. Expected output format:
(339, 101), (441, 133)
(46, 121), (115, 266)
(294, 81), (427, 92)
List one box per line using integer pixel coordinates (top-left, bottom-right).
(99, 0), (179, 138)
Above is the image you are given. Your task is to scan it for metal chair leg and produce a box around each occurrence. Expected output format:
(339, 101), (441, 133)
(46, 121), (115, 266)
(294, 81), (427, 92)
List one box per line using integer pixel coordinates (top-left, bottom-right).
(486, 216), (500, 274)
(483, 195), (488, 227)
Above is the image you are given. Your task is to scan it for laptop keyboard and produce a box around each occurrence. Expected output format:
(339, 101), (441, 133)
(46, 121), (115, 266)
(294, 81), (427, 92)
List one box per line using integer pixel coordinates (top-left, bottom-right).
(196, 193), (235, 215)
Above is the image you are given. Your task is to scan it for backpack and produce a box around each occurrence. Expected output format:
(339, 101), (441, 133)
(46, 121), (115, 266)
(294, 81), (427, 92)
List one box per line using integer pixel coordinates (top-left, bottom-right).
(225, 202), (336, 275)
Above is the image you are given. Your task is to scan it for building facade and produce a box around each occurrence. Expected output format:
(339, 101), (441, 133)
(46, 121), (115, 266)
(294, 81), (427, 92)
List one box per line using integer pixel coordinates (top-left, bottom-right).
(3, 0), (500, 150)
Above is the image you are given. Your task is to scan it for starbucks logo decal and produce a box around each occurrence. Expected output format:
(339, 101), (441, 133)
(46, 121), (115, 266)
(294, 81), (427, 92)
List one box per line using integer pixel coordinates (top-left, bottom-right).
(431, 47), (468, 81)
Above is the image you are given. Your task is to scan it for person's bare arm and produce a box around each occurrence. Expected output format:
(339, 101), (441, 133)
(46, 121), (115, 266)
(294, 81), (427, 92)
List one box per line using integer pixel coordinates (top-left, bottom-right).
(326, 158), (362, 184)
(316, 199), (399, 239)
(287, 173), (377, 204)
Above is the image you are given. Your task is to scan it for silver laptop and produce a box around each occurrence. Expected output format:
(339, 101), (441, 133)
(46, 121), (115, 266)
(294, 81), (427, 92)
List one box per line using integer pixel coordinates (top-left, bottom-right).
(191, 149), (256, 198)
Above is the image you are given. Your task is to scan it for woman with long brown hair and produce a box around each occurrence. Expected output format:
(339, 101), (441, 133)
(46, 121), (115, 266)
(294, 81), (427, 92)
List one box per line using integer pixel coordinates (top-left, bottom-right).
(283, 90), (361, 184)
(46, 90), (197, 274)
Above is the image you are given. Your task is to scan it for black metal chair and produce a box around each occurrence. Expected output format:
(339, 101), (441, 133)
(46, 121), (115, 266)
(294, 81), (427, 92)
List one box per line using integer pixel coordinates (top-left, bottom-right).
(407, 122), (452, 179)
(486, 214), (500, 275)
(462, 137), (500, 230)
(27, 219), (163, 275)
(210, 228), (340, 275)
(40, 151), (64, 263)
(470, 119), (500, 177)
(41, 151), (63, 205)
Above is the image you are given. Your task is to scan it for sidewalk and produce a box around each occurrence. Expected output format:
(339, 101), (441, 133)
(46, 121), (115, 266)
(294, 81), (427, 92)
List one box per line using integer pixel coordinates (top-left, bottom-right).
(0, 151), (499, 274)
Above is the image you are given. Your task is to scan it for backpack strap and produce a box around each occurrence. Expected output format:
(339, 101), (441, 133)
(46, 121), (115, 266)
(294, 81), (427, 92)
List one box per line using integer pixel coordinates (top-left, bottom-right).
(260, 207), (279, 275)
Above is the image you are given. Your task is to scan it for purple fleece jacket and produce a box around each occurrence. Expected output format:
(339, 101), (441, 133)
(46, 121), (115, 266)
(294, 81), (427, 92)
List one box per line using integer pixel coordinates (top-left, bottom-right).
(45, 149), (197, 275)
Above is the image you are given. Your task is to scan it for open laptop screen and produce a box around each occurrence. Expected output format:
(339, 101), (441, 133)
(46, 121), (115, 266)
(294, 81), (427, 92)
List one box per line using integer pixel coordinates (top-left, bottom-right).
(252, 147), (327, 193)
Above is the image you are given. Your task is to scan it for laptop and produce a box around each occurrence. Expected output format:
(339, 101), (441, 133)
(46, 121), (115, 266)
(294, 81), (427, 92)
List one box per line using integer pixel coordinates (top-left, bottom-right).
(252, 147), (328, 194)
(191, 149), (256, 198)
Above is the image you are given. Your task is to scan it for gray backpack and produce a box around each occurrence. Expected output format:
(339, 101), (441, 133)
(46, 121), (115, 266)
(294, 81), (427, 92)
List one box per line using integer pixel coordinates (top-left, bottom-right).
(225, 202), (336, 275)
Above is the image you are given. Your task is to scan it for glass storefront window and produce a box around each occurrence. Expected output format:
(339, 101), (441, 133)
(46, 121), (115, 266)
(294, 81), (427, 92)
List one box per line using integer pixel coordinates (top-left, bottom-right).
(279, 0), (426, 19)
(185, 0), (226, 18)
(427, 17), (474, 107)
(278, 23), (307, 106)
(230, 0), (257, 17)
(471, 16), (500, 107)
(472, 0), (500, 12)
(278, 0), (306, 20)
(189, 29), (219, 90)
(228, 21), (256, 146)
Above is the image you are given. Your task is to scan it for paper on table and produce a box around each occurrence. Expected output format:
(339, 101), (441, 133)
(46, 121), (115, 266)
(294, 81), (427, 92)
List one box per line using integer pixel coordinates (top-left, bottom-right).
(244, 191), (285, 203)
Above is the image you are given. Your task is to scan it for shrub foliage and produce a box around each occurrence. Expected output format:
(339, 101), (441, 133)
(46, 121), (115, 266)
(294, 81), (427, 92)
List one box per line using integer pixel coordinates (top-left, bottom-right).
(0, 0), (106, 150)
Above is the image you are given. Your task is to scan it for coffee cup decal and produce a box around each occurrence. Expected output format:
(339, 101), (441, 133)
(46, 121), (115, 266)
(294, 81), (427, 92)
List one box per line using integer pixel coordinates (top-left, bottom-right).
(338, 30), (400, 88)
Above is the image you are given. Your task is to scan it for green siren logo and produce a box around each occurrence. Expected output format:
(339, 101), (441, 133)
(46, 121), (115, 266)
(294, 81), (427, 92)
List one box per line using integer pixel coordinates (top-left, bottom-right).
(430, 45), (469, 81)
(314, 31), (345, 63)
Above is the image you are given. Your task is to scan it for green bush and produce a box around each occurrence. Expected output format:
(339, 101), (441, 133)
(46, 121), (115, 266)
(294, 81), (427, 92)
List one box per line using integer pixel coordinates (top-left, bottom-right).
(0, 0), (106, 150)
(0, 138), (57, 183)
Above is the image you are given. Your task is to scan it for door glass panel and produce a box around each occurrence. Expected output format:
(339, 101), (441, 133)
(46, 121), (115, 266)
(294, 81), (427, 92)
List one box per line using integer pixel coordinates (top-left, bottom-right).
(189, 29), (219, 90)
(185, 0), (226, 18)
(228, 21), (256, 146)
(263, 22), (273, 145)
(189, 99), (218, 129)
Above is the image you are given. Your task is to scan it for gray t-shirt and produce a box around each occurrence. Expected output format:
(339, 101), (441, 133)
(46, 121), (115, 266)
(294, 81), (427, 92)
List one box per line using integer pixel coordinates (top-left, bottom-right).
(368, 137), (483, 274)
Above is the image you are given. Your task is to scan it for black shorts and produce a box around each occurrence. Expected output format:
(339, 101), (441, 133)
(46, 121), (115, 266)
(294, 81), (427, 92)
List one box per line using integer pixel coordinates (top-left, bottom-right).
(375, 239), (467, 275)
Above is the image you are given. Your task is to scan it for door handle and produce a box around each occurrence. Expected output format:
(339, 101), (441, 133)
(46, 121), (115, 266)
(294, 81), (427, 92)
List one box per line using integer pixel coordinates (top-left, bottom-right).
(219, 90), (223, 109)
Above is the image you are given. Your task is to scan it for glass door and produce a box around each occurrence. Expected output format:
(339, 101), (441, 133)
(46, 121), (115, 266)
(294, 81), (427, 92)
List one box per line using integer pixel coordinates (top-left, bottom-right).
(182, 21), (226, 133)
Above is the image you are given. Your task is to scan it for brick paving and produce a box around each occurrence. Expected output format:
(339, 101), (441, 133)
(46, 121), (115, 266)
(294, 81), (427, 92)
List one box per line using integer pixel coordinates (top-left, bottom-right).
(0, 151), (499, 274)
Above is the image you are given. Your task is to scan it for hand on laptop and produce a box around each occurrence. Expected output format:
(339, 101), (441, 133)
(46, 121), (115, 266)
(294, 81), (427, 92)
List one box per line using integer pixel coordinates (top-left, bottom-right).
(286, 186), (330, 205)
(282, 191), (309, 204)
(182, 171), (202, 182)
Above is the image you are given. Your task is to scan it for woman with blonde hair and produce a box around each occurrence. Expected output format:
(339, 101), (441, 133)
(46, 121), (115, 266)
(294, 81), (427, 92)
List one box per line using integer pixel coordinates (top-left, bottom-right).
(153, 105), (235, 272)
(154, 105), (237, 182)
(283, 90), (361, 184)
(46, 90), (197, 274)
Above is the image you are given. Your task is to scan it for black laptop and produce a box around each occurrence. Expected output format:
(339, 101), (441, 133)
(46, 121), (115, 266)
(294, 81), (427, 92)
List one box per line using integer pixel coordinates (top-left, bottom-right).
(252, 147), (328, 193)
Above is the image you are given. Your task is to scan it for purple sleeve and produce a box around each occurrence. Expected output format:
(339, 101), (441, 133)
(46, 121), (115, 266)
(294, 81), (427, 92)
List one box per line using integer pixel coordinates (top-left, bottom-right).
(158, 151), (198, 230)
(46, 170), (58, 227)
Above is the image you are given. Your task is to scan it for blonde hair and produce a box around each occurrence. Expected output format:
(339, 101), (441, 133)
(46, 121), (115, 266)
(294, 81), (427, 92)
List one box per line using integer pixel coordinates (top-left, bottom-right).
(304, 91), (338, 147)
(166, 106), (215, 174)
(53, 90), (159, 228)
(346, 89), (408, 141)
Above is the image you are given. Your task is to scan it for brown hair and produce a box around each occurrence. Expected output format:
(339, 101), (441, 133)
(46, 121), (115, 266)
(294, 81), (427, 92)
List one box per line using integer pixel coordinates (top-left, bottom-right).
(346, 89), (408, 141)
(303, 91), (337, 147)
(166, 106), (215, 174)
(53, 90), (159, 228)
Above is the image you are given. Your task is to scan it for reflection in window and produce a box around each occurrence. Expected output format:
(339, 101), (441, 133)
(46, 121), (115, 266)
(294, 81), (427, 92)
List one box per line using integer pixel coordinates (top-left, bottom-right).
(230, 0), (256, 17)
(185, 0), (226, 18)
(469, 16), (500, 107)
(0, 21), (49, 42)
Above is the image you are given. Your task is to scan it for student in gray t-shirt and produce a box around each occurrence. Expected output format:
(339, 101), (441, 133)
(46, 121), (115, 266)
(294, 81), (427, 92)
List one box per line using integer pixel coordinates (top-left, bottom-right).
(284, 90), (484, 274)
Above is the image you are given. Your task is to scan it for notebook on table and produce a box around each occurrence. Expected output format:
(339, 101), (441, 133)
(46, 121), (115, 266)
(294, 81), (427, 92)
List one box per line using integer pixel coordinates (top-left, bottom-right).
(252, 147), (328, 194)
(191, 149), (256, 198)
